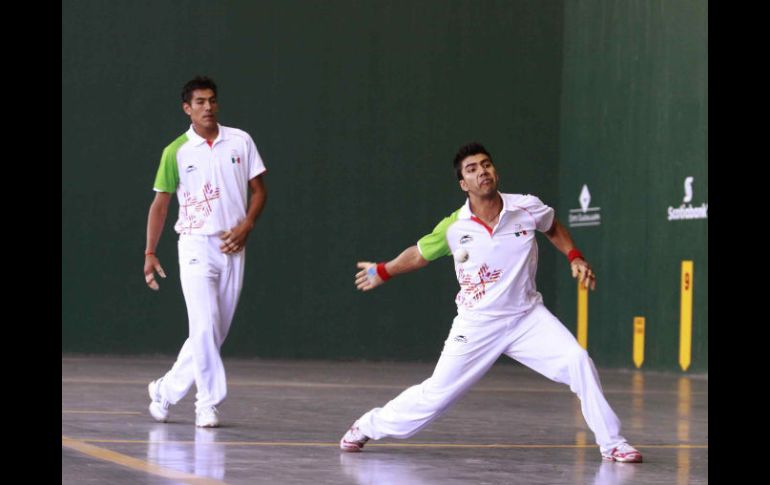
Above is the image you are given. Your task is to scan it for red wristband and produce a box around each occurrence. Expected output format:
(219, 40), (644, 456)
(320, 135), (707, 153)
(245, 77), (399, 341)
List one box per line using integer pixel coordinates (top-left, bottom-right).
(145, 251), (155, 256)
(376, 262), (392, 281)
(567, 249), (584, 263)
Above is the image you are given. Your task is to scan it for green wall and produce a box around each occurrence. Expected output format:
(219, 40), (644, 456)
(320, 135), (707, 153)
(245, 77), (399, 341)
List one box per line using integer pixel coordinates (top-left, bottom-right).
(63, 1), (707, 372)
(555, 0), (707, 372)
(62, 0), (564, 360)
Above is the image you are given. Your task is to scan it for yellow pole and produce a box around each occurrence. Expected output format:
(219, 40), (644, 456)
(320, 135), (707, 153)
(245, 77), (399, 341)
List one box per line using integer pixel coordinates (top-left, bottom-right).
(679, 261), (694, 371)
(577, 280), (588, 349)
(633, 317), (645, 368)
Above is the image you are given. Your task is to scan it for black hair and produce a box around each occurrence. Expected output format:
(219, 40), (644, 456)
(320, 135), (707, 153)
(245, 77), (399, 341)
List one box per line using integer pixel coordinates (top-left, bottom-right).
(453, 142), (492, 180)
(181, 76), (218, 104)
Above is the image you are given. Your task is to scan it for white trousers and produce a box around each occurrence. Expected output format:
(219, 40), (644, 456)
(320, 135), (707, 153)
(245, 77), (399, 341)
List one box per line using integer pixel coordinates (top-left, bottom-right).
(157, 234), (245, 412)
(356, 304), (625, 451)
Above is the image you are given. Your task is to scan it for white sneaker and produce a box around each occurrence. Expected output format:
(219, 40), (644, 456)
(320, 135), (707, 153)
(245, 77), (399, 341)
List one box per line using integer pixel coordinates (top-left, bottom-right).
(601, 442), (643, 463)
(340, 424), (369, 452)
(196, 406), (220, 428)
(148, 379), (169, 423)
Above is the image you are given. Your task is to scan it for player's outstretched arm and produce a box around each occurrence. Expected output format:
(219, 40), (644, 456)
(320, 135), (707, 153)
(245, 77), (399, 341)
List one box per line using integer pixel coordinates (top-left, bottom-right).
(355, 245), (429, 291)
(544, 218), (596, 291)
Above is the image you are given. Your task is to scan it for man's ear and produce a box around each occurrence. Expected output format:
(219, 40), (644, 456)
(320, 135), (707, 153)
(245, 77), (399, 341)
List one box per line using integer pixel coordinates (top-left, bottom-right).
(182, 103), (191, 116)
(459, 179), (469, 193)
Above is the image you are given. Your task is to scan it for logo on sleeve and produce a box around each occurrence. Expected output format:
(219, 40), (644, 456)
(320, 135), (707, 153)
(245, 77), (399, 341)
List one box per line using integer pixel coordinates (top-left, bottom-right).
(460, 235), (473, 245)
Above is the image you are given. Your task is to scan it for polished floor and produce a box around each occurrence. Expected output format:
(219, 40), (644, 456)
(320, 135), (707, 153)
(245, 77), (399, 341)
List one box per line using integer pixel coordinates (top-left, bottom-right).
(62, 356), (708, 484)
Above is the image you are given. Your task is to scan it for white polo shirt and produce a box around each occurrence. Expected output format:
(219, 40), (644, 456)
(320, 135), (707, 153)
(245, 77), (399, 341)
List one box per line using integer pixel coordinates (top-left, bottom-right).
(417, 193), (555, 321)
(153, 124), (266, 235)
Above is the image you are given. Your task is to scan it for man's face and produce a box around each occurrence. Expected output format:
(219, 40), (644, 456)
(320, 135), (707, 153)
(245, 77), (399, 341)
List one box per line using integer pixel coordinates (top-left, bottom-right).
(459, 153), (499, 197)
(183, 88), (218, 131)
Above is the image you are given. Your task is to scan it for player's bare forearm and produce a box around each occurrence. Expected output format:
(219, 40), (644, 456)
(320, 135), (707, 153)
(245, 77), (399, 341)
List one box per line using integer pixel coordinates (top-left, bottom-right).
(544, 218), (578, 256)
(221, 175), (267, 253)
(545, 218), (596, 290)
(384, 245), (430, 276)
(355, 245), (429, 291)
(146, 192), (172, 254)
(144, 192), (172, 290)
(244, 175), (267, 229)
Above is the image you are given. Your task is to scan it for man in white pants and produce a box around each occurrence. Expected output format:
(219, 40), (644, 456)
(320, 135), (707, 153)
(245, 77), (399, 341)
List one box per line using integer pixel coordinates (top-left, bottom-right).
(143, 76), (267, 428)
(340, 142), (642, 463)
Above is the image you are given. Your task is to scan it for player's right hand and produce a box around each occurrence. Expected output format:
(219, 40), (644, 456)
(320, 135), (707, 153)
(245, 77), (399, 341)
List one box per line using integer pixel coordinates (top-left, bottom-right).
(144, 255), (167, 291)
(570, 258), (596, 291)
(355, 261), (383, 291)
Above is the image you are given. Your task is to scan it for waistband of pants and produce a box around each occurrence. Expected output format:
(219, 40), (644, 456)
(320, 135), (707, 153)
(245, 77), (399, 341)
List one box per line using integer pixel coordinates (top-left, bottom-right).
(456, 304), (538, 326)
(178, 232), (225, 241)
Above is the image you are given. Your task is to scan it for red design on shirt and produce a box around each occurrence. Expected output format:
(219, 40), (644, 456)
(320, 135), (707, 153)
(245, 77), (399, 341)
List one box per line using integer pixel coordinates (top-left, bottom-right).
(179, 183), (222, 233)
(456, 263), (503, 308)
(195, 183), (221, 216)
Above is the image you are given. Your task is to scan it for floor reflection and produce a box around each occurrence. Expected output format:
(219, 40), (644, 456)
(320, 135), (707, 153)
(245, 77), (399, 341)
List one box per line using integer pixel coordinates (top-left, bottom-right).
(339, 451), (639, 485)
(147, 425), (225, 481)
(677, 376), (692, 485)
(592, 460), (637, 485)
(631, 371), (645, 431)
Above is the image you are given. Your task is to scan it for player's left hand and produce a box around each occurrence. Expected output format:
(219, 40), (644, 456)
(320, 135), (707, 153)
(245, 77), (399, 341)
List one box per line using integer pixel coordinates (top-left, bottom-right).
(220, 222), (253, 254)
(570, 258), (596, 291)
(144, 254), (166, 291)
(355, 261), (384, 291)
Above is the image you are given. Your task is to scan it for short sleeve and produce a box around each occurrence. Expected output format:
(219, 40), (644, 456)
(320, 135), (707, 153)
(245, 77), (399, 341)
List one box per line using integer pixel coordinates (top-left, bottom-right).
(416, 209), (461, 261)
(153, 135), (186, 193)
(522, 195), (555, 232)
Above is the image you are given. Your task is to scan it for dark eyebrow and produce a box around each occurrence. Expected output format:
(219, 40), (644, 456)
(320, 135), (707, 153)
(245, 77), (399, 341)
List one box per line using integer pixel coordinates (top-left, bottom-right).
(463, 157), (490, 169)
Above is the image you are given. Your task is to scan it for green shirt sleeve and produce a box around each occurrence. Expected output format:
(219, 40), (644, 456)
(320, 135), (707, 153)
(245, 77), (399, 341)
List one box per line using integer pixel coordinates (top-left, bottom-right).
(153, 133), (187, 193)
(416, 209), (461, 261)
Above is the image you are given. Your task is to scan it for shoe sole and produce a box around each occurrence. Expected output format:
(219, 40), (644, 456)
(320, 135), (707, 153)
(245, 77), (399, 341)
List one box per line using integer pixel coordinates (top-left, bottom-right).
(339, 439), (364, 452)
(603, 455), (642, 463)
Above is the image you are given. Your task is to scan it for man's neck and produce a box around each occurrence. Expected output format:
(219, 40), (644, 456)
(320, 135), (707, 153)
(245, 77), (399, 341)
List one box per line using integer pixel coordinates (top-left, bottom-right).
(192, 124), (219, 143)
(469, 192), (503, 223)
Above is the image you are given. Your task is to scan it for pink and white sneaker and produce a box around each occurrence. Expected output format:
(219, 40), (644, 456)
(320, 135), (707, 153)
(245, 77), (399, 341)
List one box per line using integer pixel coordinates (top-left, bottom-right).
(601, 443), (643, 463)
(340, 424), (370, 452)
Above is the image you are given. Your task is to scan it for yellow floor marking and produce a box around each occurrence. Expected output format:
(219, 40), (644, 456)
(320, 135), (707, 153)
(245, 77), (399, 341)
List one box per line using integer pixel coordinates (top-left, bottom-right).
(62, 435), (226, 484)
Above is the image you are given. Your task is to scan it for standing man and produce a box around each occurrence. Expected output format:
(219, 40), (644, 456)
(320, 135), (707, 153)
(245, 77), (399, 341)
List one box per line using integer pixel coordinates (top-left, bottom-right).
(340, 142), (642, 463)
(143, 76), (267, 428)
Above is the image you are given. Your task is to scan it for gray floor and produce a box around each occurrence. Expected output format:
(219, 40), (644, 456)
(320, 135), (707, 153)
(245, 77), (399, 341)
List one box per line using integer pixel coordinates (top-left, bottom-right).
(62, 356), (708, 484)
